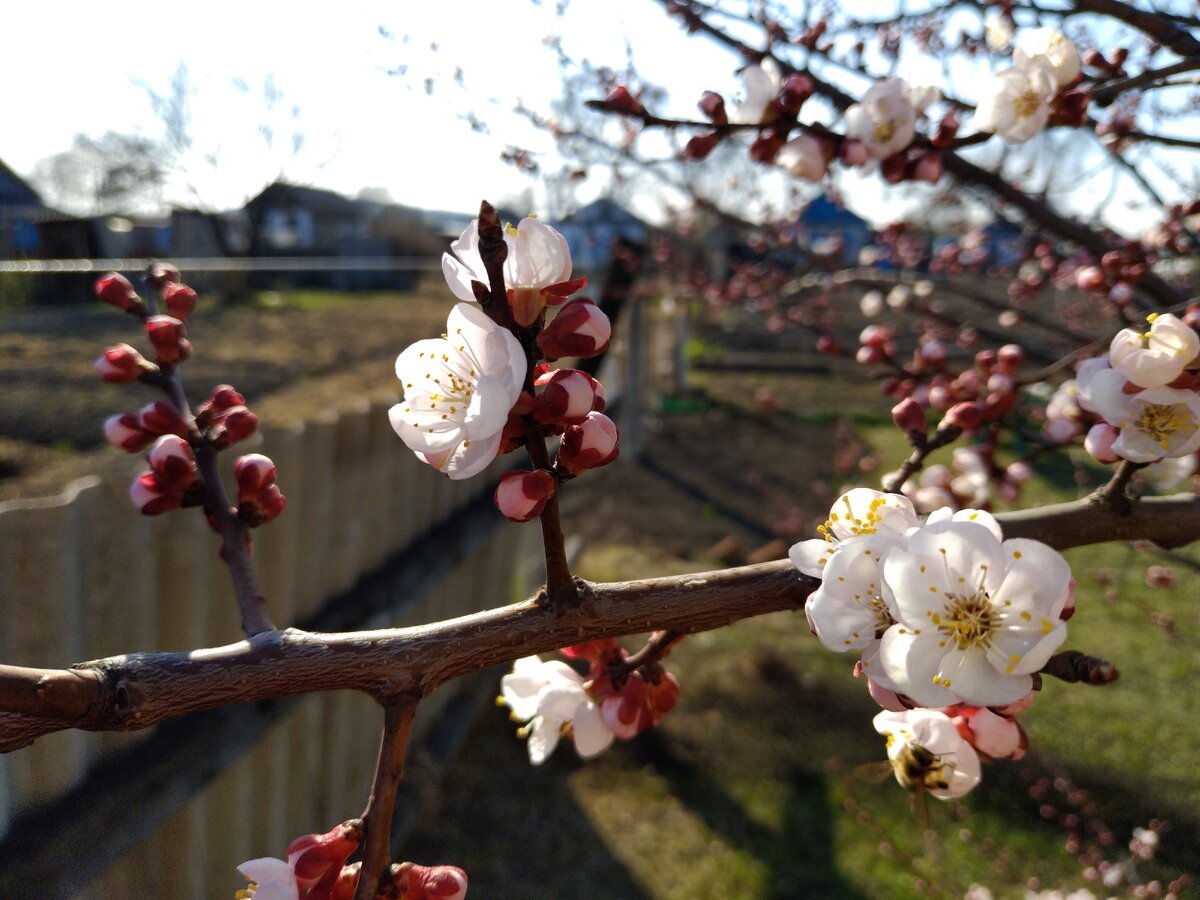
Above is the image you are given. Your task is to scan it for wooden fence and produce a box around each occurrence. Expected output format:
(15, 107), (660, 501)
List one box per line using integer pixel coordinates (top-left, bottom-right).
(0, 397), (542, 898)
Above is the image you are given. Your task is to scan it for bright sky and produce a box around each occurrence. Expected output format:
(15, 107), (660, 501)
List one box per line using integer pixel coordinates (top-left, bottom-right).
(3, 1), (735, 218)
(3, 1), (1190, 234)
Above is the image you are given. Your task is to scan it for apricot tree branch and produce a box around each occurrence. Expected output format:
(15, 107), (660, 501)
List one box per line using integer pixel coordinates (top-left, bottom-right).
(1, 489), (1197, 752)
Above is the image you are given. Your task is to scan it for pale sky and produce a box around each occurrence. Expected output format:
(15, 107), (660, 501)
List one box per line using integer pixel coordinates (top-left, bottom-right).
(3, 1), (1190, 235)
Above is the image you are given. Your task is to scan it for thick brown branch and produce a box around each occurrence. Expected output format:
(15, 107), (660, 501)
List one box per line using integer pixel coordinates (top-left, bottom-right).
(1, 492), (1197, 750)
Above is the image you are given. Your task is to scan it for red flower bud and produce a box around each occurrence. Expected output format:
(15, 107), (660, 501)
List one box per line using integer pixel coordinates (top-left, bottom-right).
(942, 401), (985, 432)
(287, 820), (364, 891)
(394, 862), (469, 900)
(533, 368), (606, 425)
(685, 132), (721, 161)
(104, 412), (154, 452)
(147, 435), (199, 492)
(602, 86), (646, 116)
(145, 315), (191, 365)
(95, 343), (150, 383)
(891, 397), (927, 434)
(95, 273), (140, 311)
(163, 283), (197, 322)
(494, 469), (557, 522)
(556, 411), (619, 474)
(537, 298), (611, 361)
(212, 406), (259, 448)
(129, 470), (181, 515)
(138, 400), (190, 439)
(697, 91), (728, 125)
(195, 384), (247, 427)
(234, 453), (278, 501)
(779, 74), (814, 116)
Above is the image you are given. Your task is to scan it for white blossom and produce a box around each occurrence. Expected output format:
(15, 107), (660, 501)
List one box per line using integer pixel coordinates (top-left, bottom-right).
(776, 134), (831, 181)
(390, 303), (526, 480)
(1086, 366), (1200, 463)
(731, 58), (782, 124)
(879, 519), (1071, 707)
(974, 62), (1056, 143)
(789, 488), (918, 578)
(844, 78), (935, 159)
(500, 655), (614, 764)
(1013, 27), (1081, 88)
(873, 708), (982, 799)
(1108, 313), (1199, 389)
(442, 217), (572, 303)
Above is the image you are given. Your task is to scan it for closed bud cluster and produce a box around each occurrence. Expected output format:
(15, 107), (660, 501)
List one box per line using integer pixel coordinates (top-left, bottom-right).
(94, 272), (142, 313)
(533, 368), (606, 426)
(537, 298), (611, 361)
(494, 469), (556, 522)
(234, 454), (287, 526)
(129, 435), (202, 515)
(94, 343), (153, 383)
(195, 384), (246, 427)
(145, 315), (192, 365)
(556, 411), (620, 474)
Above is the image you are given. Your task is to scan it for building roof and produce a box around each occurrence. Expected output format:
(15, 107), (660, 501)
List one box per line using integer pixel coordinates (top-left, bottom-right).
(0, 158), (44, 208)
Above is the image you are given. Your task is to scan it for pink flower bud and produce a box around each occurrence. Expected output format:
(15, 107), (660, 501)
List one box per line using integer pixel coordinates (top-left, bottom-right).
(138, 400), (190, 439)
(163, 283), (197, 322)
(891, 397), (927, 434)
(996, 343), (1024, 372)
(556, 411), (619, 474)
(286, 820), (363, 890)
(129, 470), (181, 515)
(394, 863), (469, 900)
(95, 344), (148, 383)
(145, 315), (191, 365)
(234, 454), (278, 501)
(987, 372), (1014, 395)
(867, 677), (909, 712)
(942, 401), (985, 432)
(494, 470), (557, 522)
(195, 384), (247, 427)
(603, 85), (646, 116)
(684, 132), (721, 161)
(1108, 282), (1134, 305)
(911, 152), (944, 183)
(859, 324), (893, 348)
(104, 412), (153, 452)
(95, 272), (140, 311)
(1045, 417), (1080, 443)
(147, 435), (199, 491)
(537, 298), (611, 361)
(1146, 565), (1175, 589)
(947, 705), (1026, 760)
(1084, 422), (1120, 463)
(534, 369), (606, 425)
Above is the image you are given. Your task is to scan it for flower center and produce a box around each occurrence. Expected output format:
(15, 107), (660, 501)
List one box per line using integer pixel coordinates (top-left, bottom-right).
(939, 592), (996, 650)
(1014, 89), (1042, 120)
(1137, 401), (1192, 449)
(873, 118), (896, 144)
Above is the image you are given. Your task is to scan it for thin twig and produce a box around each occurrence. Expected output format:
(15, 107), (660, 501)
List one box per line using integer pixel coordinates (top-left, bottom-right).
(355, 703), (417, 900)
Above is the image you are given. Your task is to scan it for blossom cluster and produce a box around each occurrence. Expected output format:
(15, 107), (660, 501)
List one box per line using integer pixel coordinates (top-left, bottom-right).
(792, 488), (1068, 798)
(499, 637), (680, 765)
(1045, 313), (1200, 466)
(236, 820), (467, 900)
(390, 216), (619, 521)
(975, 27), (1082, 143)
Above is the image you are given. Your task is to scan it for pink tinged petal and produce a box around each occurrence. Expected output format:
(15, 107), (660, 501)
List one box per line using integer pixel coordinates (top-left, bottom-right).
(934, 646), (1032, 706)
(570, 703), (616, 758)
(878, 626), (958, 707)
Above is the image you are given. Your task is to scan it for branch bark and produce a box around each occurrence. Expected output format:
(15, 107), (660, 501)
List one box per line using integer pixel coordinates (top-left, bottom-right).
(356, 703), (417, 900)
(1, 491), (1197, 751)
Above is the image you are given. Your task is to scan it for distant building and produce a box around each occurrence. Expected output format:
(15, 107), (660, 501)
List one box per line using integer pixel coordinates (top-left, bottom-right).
(0, 158), (47, 258)
(981, 219), (1026, 269)
(789, 193), (872, 267)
